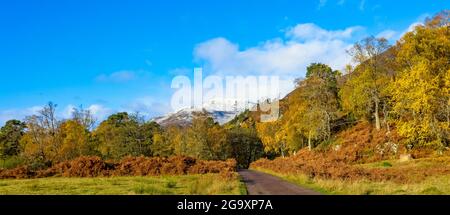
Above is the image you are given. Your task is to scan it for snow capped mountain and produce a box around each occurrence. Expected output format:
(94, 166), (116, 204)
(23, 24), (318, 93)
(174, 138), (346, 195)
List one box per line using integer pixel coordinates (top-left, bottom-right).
(152, 99), (254, 127)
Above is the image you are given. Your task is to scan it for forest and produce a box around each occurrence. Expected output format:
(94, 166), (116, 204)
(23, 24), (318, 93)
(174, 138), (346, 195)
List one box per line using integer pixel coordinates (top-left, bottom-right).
(0, 11), (449, 174)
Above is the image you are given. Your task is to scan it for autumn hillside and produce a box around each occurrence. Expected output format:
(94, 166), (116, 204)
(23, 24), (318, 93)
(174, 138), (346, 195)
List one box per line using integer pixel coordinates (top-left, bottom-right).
(246, 11), (450, 194)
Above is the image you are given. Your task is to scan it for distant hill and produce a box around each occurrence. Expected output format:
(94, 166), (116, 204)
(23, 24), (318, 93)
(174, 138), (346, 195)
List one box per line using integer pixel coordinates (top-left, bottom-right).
(151, 99), (257, 127)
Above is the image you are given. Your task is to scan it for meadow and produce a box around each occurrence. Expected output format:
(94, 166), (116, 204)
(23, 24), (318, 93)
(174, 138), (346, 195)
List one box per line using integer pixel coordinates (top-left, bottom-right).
(0, 174), (246, 195)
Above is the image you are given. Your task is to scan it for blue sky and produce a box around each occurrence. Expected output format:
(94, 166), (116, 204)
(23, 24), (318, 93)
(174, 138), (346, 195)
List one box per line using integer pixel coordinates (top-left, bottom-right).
(0, 0), (448, 125)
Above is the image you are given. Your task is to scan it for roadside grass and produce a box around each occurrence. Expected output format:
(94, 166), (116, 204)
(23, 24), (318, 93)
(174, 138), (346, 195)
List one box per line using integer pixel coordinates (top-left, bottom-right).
(237, 174), (248, 195)
(0, 173), (246, 195)
(252, 158), (450, 195)
(355, 157), (450, 169)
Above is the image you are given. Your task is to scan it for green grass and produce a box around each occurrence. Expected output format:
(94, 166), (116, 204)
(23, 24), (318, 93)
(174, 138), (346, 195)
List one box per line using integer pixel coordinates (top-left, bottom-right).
(252, 167), (450, 195)
(0, 174), (247, 195)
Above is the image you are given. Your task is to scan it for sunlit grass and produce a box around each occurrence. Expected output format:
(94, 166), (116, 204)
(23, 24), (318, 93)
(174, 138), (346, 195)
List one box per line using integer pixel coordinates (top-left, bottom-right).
(356, 157), (450, 169)
(0, 174), (246, 195)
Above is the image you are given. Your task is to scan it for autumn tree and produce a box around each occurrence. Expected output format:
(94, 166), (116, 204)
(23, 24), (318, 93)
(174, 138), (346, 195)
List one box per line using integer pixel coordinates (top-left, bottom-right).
(302, 64), (340, 141)
(21, 102), (61, 163)
(270, 63), (341, 152)
(54, 120), (93, 162)
(341, 37), (391, 130)
(391, 11), (450, 148)
(256, 120), (286, 156)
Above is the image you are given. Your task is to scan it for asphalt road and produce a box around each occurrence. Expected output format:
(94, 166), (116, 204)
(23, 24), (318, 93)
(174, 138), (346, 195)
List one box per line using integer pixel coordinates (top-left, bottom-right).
(238, 169), (321, 195)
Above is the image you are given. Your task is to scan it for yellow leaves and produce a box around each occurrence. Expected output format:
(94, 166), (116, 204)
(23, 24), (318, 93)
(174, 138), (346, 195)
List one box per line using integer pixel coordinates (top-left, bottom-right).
(20, 133), (38, 159)
(393, 61), (439, 114)
(391, 22), (450, 147)
(256, 68), (340, 154)
(256, 120), (291, 155)
(445, 69), (450, 97)
(340, 65), (384, 120)
(56, 120), (90, 161)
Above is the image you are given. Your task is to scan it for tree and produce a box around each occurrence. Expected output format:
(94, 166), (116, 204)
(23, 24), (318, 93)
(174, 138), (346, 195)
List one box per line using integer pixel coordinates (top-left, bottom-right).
(0, 120), (26, 159)
(341, 37), (391, 130)
(184, 112), (229, 160)
(93, 112), (152, 159)
(39, 102), (59, 136)
(228, 126), (264, 168)
(305, 63), (340, 99)
(391, 12), (450, 148)
(71, 106), (96, 130)
(55, 120), (92, 162)
(152, 125), (176, 157)
(226, 111), (264, 167)
(137, 121), (160, 156)
(275, 63), (341, 152)
(21, 102), (61, 163)
(302, 64), (340, 140)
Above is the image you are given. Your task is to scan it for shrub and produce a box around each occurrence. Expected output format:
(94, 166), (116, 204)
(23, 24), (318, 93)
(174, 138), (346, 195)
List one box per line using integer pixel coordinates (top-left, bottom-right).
(0, 156), (25, 169)
(0, 166), (36, 179)
(0, 156), (238, 179)
(37, 156), (110, 178)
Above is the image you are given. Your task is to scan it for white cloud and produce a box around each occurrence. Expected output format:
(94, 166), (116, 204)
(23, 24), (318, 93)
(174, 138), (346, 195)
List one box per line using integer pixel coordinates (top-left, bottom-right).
(60, 104), (111, 121)
(404, 22), (423, 34)
(375, 16), (427, 43)
(121, 97), (172, 118)
(396, 14), (429, 39)
(195, 23), (364, 77)
(0, 106), (42, 126)
(86, 104), (112, 121)
(96, 70), (137, 83)
(286, 23), (364, 41)
(376, 30), (397, 40)
(62, 104), (77, 119)
(193, 23), (365, 99)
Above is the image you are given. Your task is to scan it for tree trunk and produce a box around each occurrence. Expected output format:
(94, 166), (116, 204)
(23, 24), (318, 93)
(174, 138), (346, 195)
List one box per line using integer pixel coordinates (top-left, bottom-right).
(308, 131), (312, 151)
(383, 103), (390, 135)
(326, 112), (331, 140)
(374, 100), (381, 130)
(447, 104), (449, 127)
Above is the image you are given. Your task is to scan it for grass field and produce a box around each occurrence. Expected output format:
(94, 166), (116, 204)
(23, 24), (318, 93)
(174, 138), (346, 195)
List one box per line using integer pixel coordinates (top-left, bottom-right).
(0, 174), (247, 195)
(252, 158), (450, 195)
